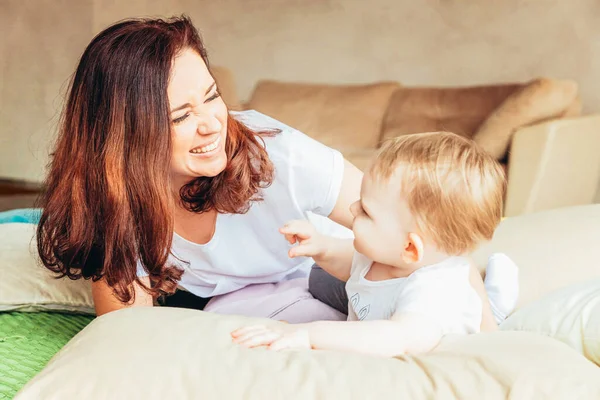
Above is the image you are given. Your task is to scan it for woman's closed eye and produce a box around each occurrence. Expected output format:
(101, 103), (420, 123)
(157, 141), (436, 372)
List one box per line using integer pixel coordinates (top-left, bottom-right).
(172, 91), (221, 125)
(172, 113), (190, 125)
(205, 90), (221, 103)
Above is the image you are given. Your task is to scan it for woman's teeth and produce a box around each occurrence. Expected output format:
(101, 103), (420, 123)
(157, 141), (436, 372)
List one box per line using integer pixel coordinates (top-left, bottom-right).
(190, 137), (220, 154)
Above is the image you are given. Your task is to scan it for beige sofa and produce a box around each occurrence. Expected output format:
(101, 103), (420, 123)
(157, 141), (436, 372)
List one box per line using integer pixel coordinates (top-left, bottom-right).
(213, 67), (600, 217)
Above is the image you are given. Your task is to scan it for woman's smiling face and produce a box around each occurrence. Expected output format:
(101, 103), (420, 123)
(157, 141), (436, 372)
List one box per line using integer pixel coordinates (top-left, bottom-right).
(168, 48), (229, 187)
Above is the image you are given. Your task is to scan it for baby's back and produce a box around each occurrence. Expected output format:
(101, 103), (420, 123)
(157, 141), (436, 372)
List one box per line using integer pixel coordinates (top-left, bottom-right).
(346, 253), (482, 335)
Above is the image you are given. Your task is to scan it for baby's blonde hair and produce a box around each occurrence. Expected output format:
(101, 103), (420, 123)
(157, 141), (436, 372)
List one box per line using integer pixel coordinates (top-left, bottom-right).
(371, 132), (506, 255)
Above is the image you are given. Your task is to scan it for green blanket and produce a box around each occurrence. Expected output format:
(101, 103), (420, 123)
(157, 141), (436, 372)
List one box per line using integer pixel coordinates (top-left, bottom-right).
(0, 312), (94, 399)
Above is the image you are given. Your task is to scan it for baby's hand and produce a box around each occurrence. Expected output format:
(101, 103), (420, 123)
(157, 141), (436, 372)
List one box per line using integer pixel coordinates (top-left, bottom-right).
(231, 325), (311, 351)
(279, 220), (329, 259)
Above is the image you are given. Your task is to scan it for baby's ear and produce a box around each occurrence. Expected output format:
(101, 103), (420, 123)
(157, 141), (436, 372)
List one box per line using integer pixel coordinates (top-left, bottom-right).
(401, 232), (424, 264)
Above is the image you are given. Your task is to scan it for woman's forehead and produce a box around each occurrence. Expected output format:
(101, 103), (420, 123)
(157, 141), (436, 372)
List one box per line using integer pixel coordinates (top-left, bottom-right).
(168, 49), (213, 105)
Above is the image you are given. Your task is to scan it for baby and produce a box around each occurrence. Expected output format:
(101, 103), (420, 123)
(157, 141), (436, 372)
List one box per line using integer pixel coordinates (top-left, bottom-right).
(232, 132), (518, 357)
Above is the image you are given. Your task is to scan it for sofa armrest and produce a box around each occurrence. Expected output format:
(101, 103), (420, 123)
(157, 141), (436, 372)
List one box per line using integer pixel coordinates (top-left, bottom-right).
(504, 115), (600, 217)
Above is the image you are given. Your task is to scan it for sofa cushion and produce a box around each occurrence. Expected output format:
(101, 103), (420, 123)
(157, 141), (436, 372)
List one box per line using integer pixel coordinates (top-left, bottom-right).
(15, 307), (600, 399)
(502, 278), (600, 366)
(473, 78), (580, 159)
(381, 84), (522, 142)
(247, 80), (399, 150)
(0, 223), (95, 314)
(472, 204), (600, 310)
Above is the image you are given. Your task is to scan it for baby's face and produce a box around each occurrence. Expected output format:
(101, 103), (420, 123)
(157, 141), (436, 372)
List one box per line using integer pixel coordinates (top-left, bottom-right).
(350, 170), (416, 267)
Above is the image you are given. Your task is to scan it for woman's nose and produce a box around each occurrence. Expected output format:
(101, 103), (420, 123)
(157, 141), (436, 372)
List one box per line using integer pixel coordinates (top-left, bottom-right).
(196, 114), (222, 135)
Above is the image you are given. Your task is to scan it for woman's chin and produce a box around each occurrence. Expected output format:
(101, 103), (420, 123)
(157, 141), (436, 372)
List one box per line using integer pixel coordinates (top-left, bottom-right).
(189, 155), (227, 178)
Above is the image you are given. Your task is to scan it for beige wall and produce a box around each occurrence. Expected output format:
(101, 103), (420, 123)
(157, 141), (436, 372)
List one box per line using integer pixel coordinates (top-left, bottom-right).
(2, 0), (600, 200)
(0, 0), (94, 182)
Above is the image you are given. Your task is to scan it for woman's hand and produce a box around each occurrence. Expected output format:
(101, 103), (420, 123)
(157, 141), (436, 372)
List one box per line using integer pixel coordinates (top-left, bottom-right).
(231, 324), (311, 351)
(280, 220), (331, 259)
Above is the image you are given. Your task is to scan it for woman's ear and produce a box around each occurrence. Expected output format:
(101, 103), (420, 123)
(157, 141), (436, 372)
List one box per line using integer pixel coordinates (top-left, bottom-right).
(401, 232), (424, 264)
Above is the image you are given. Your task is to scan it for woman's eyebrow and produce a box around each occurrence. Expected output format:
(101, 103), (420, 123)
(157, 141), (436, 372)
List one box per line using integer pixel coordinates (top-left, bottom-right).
(204, 81), (216, 95)
(170, 103), (191, 113)
(170, 82), (216, 113)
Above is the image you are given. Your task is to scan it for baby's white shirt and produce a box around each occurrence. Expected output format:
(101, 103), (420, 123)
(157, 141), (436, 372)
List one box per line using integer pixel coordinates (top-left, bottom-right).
(345, 252), (482, 335)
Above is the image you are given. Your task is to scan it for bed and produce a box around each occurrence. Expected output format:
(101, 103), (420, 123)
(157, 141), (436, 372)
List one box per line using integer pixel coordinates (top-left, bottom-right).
(0, 312), (94, 399)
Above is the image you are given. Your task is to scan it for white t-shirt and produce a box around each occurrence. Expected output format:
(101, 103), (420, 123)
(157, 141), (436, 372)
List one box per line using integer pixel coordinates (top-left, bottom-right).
(345, 252), (482, 335)
(138, 110), (351, 297)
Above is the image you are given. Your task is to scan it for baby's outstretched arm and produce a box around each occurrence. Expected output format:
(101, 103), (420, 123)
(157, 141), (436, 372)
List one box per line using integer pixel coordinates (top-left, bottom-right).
(280, 219), (354, 281)
(232, 313), (443, 357)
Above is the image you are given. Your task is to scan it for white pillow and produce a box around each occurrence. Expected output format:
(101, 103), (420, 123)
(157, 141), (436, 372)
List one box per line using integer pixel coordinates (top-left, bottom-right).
(0, 223), (94, 314)
(502, 279), (600, 366)
(15, 308), (600, 399)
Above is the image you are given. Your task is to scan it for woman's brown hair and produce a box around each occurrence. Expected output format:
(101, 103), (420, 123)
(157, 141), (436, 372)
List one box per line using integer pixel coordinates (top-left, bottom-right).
(37, 16), (274, 303)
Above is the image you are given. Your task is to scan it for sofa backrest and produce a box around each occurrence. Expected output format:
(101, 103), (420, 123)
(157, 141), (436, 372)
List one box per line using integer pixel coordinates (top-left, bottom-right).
(241, 75), (583, 164)
(381, 84), (523, 143)
(247, 80), (399, 151)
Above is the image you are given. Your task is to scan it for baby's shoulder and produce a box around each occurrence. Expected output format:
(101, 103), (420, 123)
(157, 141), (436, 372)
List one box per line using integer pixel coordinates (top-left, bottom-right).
(402, 258), (472, 296)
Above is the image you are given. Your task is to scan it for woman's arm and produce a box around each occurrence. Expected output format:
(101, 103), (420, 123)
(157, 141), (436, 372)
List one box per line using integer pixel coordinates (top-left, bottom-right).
(328, 159), (363, 229)
(280, 219), (355, 281)
(91, 277), (153, 316)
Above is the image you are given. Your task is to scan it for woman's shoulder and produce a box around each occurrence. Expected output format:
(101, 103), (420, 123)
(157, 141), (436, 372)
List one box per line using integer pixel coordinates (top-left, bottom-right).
(230, 110), (295, 134)
(231, 110), (323, 162)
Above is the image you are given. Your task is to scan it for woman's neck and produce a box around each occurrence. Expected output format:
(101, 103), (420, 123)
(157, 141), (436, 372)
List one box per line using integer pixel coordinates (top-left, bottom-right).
(172, 203), (218, 245)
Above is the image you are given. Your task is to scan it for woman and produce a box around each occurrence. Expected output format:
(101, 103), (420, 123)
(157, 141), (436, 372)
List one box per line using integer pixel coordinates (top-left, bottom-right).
(36, 15), (496, 329)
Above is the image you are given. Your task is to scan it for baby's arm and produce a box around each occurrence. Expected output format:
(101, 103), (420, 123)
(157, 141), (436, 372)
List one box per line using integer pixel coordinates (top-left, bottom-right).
(280, 220), (354, 281)
(304, 313), (442, 356)
(232, 313), (443, 357)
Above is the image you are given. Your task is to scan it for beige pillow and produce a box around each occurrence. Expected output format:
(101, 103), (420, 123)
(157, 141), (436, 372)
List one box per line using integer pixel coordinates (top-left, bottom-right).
(16, 307), (600, 399)
(472, 204), (600, 309)
(0, 223), (94, 314)
(502, 279), (600, 366)
(473, 78), (580, 159)
(381, 84), (521, 142)
(247, 80), (399, 150)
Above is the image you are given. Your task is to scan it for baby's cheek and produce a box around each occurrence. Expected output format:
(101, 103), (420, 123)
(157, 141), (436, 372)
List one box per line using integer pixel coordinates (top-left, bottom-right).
(352, 229), (370, 256)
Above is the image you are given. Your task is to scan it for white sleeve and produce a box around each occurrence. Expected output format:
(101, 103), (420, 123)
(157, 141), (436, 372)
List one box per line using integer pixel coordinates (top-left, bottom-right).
(280, 128), (344, 216)
(136, 259), (149, 277)
(394, 273), (482, 335)
(236, 110), (345, 217)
